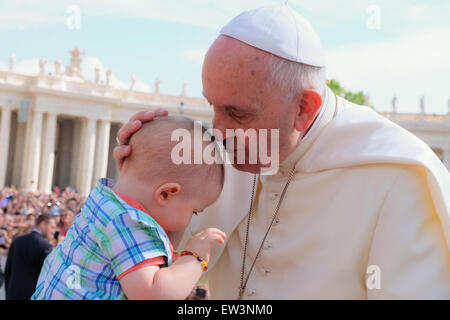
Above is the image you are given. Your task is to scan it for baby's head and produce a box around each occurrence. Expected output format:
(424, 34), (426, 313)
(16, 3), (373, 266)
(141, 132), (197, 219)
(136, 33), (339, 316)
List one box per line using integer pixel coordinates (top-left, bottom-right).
(119, 115), (224, 232)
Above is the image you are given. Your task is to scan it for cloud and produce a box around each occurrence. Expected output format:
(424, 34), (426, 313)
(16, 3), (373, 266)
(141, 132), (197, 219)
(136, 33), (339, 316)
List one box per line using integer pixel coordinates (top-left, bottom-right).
(326, 30), (450, 114)
(0, 0), (448, 38)
(0, 0), (277, 30)
(2, 0), (448, 31)
(0, 1), (66, 30)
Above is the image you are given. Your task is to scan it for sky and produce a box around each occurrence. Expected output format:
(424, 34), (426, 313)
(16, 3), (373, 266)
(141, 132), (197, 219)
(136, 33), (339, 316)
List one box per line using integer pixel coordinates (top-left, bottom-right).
(0, 0), (449, 114)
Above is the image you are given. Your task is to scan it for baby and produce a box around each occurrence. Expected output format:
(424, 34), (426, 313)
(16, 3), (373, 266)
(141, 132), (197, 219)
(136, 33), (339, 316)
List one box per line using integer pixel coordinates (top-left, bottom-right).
(32, 116), (225, 300)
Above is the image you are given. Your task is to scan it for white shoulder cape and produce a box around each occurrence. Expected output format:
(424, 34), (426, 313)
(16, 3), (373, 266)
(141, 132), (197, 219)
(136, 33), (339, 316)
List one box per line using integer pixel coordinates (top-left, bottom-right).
(297, 98), (450, 250)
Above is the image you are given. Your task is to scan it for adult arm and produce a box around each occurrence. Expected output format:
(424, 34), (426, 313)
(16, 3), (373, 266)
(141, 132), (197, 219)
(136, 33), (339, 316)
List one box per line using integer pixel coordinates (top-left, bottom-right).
(367, 165), (450, 299)
(119, 228), (226, 300)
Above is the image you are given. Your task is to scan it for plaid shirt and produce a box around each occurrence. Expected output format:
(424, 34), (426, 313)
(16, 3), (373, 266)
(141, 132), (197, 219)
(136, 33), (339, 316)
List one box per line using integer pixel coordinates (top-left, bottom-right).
(31, 178), (173, 300)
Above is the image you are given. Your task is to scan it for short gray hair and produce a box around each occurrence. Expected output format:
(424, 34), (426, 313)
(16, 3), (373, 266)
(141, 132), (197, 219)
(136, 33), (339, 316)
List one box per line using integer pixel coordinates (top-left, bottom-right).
(265, 54), (326, 101)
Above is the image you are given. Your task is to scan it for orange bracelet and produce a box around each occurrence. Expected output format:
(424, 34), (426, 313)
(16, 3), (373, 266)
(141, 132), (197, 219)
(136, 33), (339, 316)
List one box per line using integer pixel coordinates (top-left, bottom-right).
(179, 250), (208, 272)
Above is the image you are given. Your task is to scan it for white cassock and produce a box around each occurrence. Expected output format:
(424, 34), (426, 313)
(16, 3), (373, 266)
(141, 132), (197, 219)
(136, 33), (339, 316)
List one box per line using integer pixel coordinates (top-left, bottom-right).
(177, 86), (450, 299)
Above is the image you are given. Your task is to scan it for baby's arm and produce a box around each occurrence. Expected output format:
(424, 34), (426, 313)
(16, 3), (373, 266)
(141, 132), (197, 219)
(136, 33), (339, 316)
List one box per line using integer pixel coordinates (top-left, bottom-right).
(119, 228), (226, 300)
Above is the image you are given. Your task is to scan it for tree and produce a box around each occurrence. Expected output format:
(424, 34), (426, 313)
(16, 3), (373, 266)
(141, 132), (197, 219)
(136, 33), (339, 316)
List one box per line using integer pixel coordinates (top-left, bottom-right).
(326, 79), (371, 108)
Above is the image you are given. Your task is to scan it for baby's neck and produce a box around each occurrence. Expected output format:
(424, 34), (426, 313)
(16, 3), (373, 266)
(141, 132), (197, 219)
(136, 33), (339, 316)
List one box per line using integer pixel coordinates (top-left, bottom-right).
(112, 175), (154, 214)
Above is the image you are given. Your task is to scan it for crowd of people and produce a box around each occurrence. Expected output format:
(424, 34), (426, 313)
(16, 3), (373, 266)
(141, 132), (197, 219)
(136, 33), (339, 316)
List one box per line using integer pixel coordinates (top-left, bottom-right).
(0, 185), (208, 300)
(0, 186), (83, 254)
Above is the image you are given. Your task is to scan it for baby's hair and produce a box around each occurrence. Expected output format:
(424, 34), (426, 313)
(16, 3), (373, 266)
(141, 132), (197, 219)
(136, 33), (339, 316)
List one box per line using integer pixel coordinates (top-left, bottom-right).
(124, 115), (224, 192)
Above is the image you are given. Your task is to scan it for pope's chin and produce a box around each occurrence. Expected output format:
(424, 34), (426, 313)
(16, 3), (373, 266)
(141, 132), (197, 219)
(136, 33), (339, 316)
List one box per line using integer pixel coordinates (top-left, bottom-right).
(228, 152), (271, 174)
(232, 164), (279, 176)
(231, 162), (262, 174)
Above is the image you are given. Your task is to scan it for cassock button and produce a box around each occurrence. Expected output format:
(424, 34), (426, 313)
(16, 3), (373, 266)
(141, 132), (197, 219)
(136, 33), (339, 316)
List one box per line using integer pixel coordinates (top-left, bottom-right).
(263, 241), (272, 250)
(245, 289), (255, 296)
(269, 193), (279, 200)
(262, 268), (271, 276)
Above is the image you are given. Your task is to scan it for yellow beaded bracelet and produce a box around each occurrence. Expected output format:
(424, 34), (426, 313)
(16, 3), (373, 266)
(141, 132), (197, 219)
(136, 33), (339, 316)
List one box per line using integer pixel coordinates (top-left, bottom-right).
(179, 250), (208, 272)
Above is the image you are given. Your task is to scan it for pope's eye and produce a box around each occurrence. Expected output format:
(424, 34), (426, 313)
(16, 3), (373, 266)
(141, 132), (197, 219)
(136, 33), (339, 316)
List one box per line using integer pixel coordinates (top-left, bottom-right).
(230, 112), (246, 119)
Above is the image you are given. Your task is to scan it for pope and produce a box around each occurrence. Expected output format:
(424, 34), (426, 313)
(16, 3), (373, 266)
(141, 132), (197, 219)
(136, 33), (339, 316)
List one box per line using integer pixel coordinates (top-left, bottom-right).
(114, 4), (450, 299)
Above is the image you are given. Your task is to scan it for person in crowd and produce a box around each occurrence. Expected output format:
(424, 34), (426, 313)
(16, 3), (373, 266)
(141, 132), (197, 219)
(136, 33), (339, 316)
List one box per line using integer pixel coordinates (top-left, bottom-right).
(4, 213), (56, 300)
(23, 214), (36, 235)
(65, 198), (80, 214)
(59, 210), (75, 236)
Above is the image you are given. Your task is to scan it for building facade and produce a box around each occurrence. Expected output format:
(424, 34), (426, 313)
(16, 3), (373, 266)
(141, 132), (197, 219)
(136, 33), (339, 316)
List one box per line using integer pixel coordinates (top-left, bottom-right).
(1, 49), (449, 195)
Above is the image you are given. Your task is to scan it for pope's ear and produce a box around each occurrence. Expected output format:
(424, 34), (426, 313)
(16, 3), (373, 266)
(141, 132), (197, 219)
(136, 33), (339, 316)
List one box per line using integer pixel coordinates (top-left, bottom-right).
(154, 183), (181, 206)
(294, 89), (322, 132)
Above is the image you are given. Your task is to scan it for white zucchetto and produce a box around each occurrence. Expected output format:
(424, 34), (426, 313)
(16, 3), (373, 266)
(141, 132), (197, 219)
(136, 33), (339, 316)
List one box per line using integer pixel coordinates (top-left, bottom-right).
(220, 4), (325, 67)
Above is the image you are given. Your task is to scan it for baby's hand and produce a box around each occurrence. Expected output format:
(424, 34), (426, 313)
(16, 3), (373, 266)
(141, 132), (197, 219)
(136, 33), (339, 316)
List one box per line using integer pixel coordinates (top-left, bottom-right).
(184, 228), (226, 263)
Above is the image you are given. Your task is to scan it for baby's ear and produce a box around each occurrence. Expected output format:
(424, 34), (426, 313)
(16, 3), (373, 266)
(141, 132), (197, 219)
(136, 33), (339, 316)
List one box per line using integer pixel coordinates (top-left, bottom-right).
(154, 183), (181, 206)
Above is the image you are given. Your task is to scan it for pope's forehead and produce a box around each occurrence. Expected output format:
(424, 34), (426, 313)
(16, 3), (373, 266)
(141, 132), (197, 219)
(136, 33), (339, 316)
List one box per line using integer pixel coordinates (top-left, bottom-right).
(202, 36), (277, 108)
(203, 36), (270, 99)
(205, 35), (270, 68)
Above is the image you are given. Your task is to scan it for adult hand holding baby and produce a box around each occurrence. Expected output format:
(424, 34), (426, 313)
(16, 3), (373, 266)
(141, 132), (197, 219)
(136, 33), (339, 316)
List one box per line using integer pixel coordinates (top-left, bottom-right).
(114, 108), (168, 171)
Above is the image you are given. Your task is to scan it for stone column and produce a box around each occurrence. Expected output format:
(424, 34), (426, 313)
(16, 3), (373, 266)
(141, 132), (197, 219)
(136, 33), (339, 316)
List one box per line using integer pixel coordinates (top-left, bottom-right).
(12, 122), (26, 187)
(70, 119), (82, 188)
(78, 117), (97, 195)
(0, 107), (12, 187)
(39, 112), (57, 193)
(93, 119), (111, 185)
(24, 110), (43, 191)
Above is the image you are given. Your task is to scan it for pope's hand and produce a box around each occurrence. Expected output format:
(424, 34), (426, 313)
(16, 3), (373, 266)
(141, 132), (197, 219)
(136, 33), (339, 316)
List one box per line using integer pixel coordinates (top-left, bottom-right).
(184, 228), (226, 264)
(113, 108), (169, 171)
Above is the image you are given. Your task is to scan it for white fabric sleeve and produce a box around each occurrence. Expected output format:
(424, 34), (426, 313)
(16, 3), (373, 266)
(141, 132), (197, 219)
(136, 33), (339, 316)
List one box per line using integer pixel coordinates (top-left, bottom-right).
(367, 165), (450, 299)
